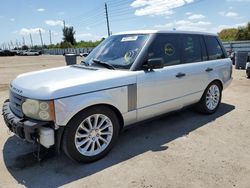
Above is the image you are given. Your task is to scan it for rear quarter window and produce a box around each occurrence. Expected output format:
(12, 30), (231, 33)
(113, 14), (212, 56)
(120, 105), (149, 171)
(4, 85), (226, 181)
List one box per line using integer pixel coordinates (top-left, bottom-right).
(204, 36), (225, 60)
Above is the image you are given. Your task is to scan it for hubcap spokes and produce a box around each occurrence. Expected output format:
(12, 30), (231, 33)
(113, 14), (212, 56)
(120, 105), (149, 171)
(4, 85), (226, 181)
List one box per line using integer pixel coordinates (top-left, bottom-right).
(206, 85), (220, 110)
(75, 114), (113, 156)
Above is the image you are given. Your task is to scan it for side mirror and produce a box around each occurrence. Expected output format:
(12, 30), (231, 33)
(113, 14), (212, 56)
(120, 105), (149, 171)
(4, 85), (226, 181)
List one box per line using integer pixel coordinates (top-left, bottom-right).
(143, 58), (164, 70)
(80, 52), (89, 57)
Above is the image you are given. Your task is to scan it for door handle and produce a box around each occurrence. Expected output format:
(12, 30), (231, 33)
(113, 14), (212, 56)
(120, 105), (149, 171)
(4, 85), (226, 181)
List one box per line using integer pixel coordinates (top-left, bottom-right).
(176, 72), (186, 78)
(205, 68), (213, 72)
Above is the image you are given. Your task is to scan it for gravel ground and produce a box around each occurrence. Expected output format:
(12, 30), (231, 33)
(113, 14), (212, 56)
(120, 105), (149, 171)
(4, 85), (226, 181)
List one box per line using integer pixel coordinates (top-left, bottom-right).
(0, 55), (250, 188)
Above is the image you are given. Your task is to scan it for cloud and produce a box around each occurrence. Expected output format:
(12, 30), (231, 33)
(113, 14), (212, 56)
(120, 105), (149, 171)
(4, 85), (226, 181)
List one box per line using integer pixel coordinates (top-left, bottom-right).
(216, 22), (247, 31)
(45, 20), (63, 26)
(155, 19), (211, 31)
(130, 0), (195, 16)
(37, 8), (45, 12)
(19, 28), (45, 35)
(76, 33), (102, 41)
(58, 11), (65, 15)
(226, 0), (250, 1)
(51, 31), (59, 36)
(77, 33), (92, 37)
(226, 11), (238, 17)
(188, 14), (205, 20)
(220, 11), (238, 17)
(10, 18), (15, 22)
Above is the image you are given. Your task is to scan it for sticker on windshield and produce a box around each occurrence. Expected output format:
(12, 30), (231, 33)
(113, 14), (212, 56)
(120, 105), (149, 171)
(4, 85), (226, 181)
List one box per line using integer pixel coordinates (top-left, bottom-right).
(121, 36), (138, 42)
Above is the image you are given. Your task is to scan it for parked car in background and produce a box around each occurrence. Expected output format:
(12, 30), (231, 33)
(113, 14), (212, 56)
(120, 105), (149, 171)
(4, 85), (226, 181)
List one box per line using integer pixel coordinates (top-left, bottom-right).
(229, 51), (235, 65)
(22, 49), (40, 56)
(2, 30), (232, 163)
(246, 62), (250, 78)
(0, 50), (15, 56)
(16, 50), (25, 56)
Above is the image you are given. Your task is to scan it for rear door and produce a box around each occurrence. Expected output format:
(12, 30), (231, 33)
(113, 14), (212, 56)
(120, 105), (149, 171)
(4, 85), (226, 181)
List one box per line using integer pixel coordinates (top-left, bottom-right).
(176, 34), (212, 105)
(204, 35), (231, 84)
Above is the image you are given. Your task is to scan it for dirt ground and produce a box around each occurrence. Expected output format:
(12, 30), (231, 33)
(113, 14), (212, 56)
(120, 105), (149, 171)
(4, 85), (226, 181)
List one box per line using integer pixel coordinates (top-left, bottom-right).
(0, 55), (250, 188)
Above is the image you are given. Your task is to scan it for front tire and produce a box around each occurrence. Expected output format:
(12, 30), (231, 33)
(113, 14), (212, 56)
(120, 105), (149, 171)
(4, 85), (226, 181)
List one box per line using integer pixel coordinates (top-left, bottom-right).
(196, 82), (222, 114)
(62, 106), (120, 163)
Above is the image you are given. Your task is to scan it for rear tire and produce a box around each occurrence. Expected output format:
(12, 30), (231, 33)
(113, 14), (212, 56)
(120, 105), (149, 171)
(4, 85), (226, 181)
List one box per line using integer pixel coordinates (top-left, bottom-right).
(62, 106), (120, 163)
(196, 82), (222, 114)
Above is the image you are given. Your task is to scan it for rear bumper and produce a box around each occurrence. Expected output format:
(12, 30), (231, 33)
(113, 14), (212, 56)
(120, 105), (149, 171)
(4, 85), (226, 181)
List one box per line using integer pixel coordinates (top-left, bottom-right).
(2, 100), (50, 142)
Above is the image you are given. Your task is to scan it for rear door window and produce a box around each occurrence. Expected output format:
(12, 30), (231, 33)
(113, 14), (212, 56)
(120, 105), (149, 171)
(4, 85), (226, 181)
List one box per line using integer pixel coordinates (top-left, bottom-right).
(147, 34), (181, 67)
(182, 35), (202, 64)
(204, 36), (225, 60)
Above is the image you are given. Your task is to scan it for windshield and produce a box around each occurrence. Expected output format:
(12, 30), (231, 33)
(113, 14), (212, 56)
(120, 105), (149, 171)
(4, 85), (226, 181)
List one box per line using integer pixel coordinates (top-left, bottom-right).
(83, 34), (149, 70)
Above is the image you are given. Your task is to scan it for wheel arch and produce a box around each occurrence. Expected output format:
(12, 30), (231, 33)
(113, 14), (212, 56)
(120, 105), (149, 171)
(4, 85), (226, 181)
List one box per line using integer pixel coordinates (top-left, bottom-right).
(56, 103), (124, 154)
(63, 103), (124, 131)
(210, 79), (223, 90)
(198, 79), (223, 102)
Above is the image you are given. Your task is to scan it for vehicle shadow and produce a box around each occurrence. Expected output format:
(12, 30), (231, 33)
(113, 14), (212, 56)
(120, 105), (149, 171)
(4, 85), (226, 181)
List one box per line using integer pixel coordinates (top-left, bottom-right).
(3, 103), (235, 188)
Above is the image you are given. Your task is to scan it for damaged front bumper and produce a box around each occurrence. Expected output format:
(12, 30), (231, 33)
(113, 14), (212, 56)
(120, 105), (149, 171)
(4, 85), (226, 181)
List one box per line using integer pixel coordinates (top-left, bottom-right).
(2, 100), (54, 147)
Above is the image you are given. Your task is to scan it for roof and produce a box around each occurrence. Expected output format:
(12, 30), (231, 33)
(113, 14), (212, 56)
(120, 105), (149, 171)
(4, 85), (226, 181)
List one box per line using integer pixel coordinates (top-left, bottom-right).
(114, 30), (217, 36)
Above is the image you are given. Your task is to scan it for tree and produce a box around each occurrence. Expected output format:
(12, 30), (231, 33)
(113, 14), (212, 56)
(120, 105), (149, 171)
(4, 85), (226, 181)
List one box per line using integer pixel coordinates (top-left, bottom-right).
(62, 26), (76, 45)
(21, 45), (29, 50)
(218, 28), (238, 41)
(236, 27), (247, 41)
(235, 22), (250, 41)
(60, 41), (73, 48)
(218, 22), (250, 41)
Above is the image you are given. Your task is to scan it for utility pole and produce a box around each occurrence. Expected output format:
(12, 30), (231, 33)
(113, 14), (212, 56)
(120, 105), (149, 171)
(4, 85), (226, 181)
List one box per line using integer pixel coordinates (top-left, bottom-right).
(10, 40), (14, 49)
(49, 30), (52, 45)
(39, 29), (44, 47)
(29, 33), (33, 48)
(105, 3), (111, 36)
(22, 36), (26, 46)
(63, 20), (66, 29)
(16, 39), (19, 49)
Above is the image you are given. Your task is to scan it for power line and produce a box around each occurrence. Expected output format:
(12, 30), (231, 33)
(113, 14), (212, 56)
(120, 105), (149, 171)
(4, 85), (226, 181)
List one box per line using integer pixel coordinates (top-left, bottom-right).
(70, 11), (105, 25)
(106, 0), (132, 7)
(67, 6), (103, 20)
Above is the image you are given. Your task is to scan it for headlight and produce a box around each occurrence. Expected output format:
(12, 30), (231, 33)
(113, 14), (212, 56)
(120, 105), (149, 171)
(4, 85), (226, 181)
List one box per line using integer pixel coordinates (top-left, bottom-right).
(22, 99), (55, 121)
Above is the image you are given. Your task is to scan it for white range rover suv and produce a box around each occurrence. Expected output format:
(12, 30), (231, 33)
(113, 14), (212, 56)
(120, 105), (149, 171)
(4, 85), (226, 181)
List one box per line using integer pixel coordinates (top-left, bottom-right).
(2, 30), (232, 162)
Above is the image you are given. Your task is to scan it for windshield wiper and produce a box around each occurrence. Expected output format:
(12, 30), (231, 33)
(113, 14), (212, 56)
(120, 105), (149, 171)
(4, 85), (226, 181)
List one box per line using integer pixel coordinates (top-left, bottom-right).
(80, 60), (89, 66)
(92, 59), (115, 70)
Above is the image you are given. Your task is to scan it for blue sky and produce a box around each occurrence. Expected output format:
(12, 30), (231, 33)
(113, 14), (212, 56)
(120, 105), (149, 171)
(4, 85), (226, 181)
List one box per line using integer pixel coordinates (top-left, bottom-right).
(0, 0), (249, 47)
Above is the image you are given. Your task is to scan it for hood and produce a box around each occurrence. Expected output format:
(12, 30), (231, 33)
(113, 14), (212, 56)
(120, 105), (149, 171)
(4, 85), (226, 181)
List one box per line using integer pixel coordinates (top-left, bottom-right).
(11, 65), (137, 100)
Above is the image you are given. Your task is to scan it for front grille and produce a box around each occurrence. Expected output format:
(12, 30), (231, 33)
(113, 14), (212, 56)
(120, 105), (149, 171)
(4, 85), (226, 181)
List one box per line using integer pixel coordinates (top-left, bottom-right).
(9, 91), (25, 118)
